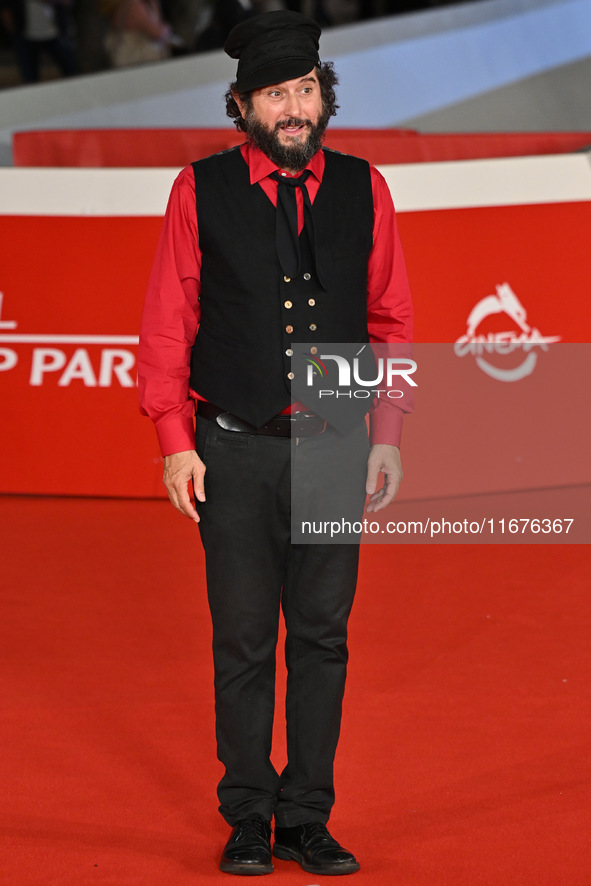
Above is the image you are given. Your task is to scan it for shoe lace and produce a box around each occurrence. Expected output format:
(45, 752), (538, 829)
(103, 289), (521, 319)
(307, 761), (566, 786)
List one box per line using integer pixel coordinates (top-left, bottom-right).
(303, 821), (335, 847)
(236, 818), (269, 839)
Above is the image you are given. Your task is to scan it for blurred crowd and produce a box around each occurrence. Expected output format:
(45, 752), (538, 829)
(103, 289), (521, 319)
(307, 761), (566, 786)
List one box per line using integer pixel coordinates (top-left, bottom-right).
(0, 0), (467, 87)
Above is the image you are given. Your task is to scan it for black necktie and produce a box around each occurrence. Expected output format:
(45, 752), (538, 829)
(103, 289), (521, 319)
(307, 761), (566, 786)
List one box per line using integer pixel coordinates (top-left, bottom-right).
(271, 170), (319, 282)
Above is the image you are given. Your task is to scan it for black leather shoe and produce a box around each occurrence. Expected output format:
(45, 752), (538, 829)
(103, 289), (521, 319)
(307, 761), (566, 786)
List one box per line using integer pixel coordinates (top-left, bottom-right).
(220, 817), (274, 876)
(273, 822), (360, 875)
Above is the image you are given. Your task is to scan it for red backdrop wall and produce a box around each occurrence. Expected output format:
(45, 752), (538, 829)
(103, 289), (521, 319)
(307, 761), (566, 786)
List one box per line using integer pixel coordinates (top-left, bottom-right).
(1, 150), (590, 501)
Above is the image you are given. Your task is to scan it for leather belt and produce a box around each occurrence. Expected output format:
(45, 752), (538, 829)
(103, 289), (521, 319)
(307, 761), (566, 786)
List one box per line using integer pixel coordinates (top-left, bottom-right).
(198, 401), (326, 437)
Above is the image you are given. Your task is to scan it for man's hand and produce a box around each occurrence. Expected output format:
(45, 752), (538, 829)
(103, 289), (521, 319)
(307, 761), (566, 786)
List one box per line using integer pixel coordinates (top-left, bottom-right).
(365, 444), (403, 513)
(162, 450), (206, 523)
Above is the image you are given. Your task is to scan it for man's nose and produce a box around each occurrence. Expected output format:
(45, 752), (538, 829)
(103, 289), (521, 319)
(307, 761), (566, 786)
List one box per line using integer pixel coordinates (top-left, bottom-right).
(284, 92), (303, 119)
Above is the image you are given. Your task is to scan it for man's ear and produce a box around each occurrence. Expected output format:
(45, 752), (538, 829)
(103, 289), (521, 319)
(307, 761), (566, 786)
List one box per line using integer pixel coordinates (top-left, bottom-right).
(233, 90), (245, 119)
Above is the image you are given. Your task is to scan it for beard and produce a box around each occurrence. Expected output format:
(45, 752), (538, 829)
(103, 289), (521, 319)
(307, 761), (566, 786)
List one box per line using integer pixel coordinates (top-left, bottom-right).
(244, 105), (330, 173)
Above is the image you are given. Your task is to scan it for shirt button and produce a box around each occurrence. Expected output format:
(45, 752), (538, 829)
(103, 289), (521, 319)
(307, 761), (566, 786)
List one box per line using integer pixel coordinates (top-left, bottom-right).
(303, 272), (311, 281)
(284, 300), (293, 309)
(286, 324), (294, 334)
(281, 172), (287, 177)
(310, 346), (318, 355)
(287, 371), (295, 380)
(284, 275), (291, 283)
(286, 348), (293, 356)
(308, 298), (316, 306)
(309, 323), (317, 332)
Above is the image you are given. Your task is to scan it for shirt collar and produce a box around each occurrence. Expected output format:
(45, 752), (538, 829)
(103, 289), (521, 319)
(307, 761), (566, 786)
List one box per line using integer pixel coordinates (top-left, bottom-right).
(242, 140), (325, 185)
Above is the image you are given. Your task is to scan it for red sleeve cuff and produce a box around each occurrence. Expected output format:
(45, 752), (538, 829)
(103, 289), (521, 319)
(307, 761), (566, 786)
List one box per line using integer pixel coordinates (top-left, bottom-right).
(369, 402), (404, 448)
(154, 411), (196, 457)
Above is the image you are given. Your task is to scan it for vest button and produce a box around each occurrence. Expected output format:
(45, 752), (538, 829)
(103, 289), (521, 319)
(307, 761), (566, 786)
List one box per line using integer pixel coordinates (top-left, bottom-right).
(310, 346), (318, 355)
(287, 371), (295, 380)
(284, 275), (291, 283)
(303, 272), (311, 281)
(309, 323), (317, 332)
(284, 300), (293, 309)
(286, 324), (294, 334)
(308, 298), (316, 306)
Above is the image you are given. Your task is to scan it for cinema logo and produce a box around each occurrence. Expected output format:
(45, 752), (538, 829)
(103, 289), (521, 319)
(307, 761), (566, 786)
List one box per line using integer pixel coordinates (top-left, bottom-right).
(0, 292), (138, 387)
(454, 283), (561, 381)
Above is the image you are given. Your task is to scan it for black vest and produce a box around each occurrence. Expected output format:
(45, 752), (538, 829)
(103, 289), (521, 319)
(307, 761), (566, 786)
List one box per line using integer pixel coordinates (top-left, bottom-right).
(190, 146), (373, 427)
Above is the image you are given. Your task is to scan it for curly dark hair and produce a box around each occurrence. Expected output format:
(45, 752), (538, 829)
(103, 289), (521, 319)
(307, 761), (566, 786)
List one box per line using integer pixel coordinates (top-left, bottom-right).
(225, 61), (339, 132)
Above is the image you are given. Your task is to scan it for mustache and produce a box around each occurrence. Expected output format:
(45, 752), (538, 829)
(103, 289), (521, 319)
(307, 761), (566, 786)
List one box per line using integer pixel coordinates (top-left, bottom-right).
(274, 118), (312, 131)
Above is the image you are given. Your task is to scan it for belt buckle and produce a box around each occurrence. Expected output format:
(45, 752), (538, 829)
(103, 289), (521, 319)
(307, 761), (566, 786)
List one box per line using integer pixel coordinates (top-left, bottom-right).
(292, 413), (326, 438)
(216, 412), (254, 433)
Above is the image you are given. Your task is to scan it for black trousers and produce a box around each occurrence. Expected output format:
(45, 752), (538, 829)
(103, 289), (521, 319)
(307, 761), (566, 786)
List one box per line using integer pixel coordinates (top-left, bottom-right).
(195, 416), (368, 826)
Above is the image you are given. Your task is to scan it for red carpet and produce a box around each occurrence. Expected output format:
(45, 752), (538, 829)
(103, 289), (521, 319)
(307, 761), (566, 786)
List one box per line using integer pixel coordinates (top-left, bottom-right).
(1, 495), (590, 885)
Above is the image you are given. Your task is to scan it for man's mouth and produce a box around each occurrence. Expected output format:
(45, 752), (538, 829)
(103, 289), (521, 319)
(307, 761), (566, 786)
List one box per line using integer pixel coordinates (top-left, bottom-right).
(277, 119), (310, 137)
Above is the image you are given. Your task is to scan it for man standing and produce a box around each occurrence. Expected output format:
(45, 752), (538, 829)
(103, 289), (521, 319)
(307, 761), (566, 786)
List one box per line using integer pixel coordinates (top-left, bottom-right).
(138, 10), (412, 876)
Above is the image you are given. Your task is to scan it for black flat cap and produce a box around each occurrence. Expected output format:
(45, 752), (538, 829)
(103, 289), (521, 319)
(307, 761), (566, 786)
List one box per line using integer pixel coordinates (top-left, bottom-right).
(224, 11), (321, 93)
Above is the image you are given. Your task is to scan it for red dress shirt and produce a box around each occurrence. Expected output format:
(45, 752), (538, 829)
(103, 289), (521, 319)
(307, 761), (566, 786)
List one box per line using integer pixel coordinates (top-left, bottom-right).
(138, 142), (413, 456)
